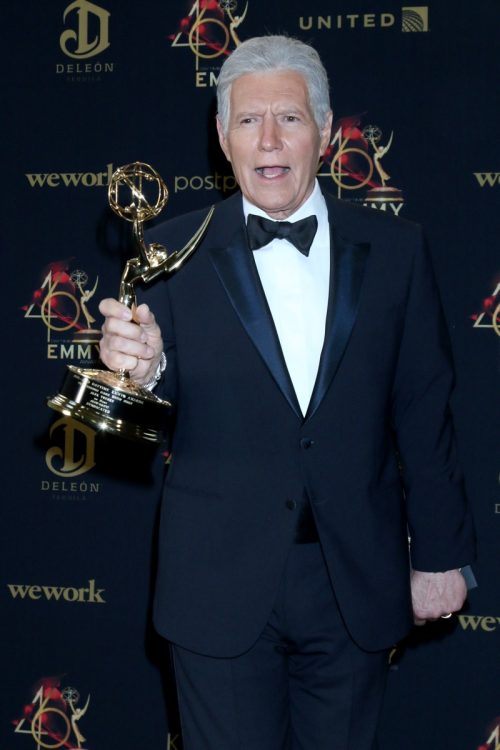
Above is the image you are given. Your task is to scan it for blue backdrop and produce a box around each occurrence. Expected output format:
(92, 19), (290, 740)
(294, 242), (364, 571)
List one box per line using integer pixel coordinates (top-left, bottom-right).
(1, 2), (499, 749)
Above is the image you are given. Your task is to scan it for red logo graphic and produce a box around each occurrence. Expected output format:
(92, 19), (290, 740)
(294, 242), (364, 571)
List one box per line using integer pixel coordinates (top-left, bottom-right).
(169, 0), (248, 84)
(477, 717), (500, 749)
(318, 114), (405, 214)
(471, 279), (500, 337)
(13, 676), (90, 750)
(22, 261), (101, 362)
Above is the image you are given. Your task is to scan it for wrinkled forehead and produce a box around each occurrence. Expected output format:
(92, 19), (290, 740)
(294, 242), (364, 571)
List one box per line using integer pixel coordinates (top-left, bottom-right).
(229, 70), (312, 113)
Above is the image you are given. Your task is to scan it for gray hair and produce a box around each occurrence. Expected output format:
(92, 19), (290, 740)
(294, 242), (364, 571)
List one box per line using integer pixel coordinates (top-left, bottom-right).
(217, 35), (331, 134)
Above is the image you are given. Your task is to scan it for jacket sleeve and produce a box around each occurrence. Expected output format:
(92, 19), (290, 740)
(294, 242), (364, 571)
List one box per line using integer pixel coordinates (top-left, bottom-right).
(391, 228), (476, 572)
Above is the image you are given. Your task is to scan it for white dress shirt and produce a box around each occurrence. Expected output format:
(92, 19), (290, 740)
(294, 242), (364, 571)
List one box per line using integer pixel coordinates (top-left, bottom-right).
(243, 181), (330, 415)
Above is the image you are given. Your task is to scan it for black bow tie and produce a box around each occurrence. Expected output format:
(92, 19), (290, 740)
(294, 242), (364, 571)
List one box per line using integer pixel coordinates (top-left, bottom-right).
(246, 213), (318, 257)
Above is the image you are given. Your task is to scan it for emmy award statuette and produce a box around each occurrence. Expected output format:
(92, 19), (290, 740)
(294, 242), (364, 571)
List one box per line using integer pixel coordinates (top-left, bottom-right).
(48, 162), (214, 443)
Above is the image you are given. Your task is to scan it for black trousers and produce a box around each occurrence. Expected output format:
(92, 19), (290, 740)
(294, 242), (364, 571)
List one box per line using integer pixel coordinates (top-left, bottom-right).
(171, 542), (388, 750)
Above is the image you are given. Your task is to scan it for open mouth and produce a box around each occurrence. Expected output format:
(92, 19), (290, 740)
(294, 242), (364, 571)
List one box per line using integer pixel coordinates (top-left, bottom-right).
(255, 167), (290, 178)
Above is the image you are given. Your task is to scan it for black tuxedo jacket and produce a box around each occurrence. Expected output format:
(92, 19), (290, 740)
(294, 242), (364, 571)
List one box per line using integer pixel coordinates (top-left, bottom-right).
(143, 190), (475, 657)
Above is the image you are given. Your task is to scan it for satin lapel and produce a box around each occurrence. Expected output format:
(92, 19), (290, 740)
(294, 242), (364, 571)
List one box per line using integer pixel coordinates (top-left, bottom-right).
(305, 224), (370, 421)
(208, 226), (302, 419)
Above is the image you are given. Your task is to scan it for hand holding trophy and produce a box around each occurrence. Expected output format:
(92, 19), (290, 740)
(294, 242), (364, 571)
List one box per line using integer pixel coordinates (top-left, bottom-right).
(48, 162), (214, 443)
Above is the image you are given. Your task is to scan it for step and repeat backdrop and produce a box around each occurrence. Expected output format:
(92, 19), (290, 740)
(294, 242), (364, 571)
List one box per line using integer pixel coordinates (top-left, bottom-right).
(1, 1), (498, 749)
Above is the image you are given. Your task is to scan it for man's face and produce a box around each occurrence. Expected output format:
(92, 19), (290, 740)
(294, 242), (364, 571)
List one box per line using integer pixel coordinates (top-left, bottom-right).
(217, 70), (332, 220)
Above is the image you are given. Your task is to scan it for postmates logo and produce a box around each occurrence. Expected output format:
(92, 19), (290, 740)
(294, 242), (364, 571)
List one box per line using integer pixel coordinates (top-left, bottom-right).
(13, 678), (90, 750)
(173, 171), (237, 194)
(471, 280), (500, 337)
(318, 115), (405, 215)
(169, 0), (249, 87)
(57, 0), (114, 81)
(22, 263), (101, 363)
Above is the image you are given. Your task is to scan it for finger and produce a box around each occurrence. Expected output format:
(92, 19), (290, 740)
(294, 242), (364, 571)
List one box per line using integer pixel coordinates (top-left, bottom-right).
(104, 351), (144, 373)
(101, 333), (155, 361)
(102, 315), (147, 343)
(131, 303), (156, 327)
(99, 297), (133, 321)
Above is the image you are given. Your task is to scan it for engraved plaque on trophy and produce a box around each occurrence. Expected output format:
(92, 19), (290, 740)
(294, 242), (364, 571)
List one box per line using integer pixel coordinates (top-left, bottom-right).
(48, 162), (214, 443)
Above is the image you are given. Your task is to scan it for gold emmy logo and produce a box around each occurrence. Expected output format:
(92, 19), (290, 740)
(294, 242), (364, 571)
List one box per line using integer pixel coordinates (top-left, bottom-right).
(14, 680), (90, 750)
(170, 0), (248, 86)
(46, 417), (96, 478)
(60, 0), (110, 59)
(23, 265), (101, 361)
(472, 281), (500, 337)
(318, 116), (405, 215)
(402, 6), (429, 32)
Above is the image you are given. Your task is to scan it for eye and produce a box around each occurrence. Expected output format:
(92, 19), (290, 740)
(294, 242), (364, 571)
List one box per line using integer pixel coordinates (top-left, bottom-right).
(283, 115), (300, 123)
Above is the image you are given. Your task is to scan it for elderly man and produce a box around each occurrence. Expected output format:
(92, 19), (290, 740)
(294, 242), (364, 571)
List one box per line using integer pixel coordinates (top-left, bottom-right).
(99, 36), (474, 750)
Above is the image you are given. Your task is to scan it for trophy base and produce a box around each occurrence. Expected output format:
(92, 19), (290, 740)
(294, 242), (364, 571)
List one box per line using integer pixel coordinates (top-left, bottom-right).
(48, 365), (171, 443)
(365, 186), (403, 203)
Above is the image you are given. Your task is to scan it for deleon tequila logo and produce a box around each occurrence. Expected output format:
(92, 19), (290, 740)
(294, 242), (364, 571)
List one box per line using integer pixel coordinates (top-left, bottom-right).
(57, 0), (114, 80)
(471, 280), (500, 337)
(169, 0), (248, 87)
(318, 115), (405, 215)
(13, 677), (90, 750)
(45, 416), (97, 479)
(23, 262), (101, 362)
(41, 416), (99, 498)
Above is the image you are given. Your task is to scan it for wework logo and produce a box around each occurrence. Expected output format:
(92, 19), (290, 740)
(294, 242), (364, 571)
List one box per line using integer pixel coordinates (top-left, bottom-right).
(458, 615), (500, 632)
(473, 172), (500, 187)
(25, 163), (113, 188)
(7, 579), (106, 603)
(60, 0), (110, 59)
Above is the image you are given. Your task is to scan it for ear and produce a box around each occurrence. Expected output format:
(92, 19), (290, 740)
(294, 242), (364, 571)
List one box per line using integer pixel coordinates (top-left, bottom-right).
(319, 110), (333, 157)
(216, 116), (231, 163)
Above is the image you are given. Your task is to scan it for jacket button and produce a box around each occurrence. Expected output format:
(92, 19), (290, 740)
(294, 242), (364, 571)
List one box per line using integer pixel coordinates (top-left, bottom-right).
(286, 499), (296, 510)
(300, 438), (314, 449)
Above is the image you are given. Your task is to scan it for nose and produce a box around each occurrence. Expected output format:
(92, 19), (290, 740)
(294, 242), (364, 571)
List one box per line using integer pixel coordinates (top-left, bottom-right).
(258, 116), (282, 151)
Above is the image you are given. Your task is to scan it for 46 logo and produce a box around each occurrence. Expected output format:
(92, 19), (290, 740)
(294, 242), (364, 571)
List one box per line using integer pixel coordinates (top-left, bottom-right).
(170, 0), (248, 77)
(318, 114), (404, 213)
(472, 281), (500, 337)
(13, 680), (90, 750)
(24, 265), (98, 339)
(22, 262), (101, 361)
